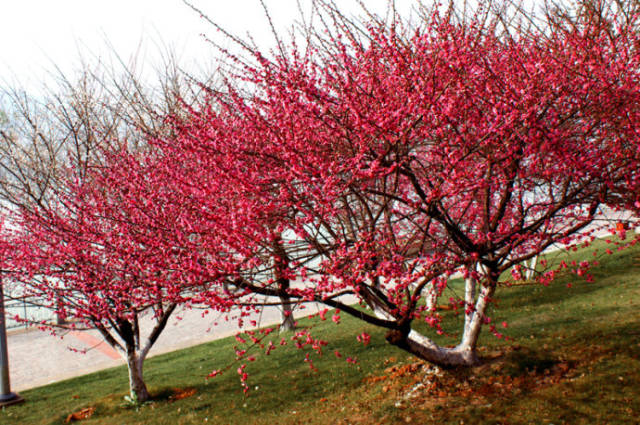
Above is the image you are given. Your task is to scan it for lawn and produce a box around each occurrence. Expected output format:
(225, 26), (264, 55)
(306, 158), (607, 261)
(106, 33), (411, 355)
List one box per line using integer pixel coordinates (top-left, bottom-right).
(2, 235), (639, 424)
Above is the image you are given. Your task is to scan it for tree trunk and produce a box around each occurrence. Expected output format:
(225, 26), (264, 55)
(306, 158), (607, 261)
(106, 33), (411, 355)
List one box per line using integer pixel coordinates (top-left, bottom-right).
(385, 282), (496, 368)
(271, 232), (296, 332)
(458, 282), (495, 360)
(126, 352), (149, 403)
(279, 294), (295, 332)
(526, 255), (538, 280)
(407, 330), (479, 366)
(463, 276), (476, 330)
(423, 284), (437, 311)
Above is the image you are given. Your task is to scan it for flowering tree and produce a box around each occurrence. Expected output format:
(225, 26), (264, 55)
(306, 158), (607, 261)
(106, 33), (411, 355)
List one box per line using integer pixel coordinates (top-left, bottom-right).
(167, 0), (640, 367)
(1, 148), (239, 402)
(0, 51), (238, 401)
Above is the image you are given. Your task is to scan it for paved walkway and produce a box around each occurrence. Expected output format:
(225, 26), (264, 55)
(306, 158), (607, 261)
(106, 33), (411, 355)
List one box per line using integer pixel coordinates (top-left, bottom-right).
(5, 209), (636, 392)
(6, 300), (336, 391)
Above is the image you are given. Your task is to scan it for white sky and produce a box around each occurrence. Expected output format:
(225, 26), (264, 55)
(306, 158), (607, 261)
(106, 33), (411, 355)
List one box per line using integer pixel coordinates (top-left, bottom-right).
(0, 0), (415, 90)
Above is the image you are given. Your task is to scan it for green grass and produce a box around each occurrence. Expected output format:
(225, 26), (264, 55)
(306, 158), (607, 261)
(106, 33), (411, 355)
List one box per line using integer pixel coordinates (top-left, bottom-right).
(2, 235), (640, 424)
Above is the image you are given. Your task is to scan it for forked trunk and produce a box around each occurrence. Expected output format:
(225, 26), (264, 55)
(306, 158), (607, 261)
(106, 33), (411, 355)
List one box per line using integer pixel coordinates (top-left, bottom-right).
(385, 282), (496, 367)
(408, 330), (479, 366)
(126, 352), (149, 403)
(95, 308), (175, 404)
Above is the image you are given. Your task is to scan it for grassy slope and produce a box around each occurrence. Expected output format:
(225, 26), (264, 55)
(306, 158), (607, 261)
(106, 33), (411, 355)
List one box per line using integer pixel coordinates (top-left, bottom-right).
(2, 236), (640, 424)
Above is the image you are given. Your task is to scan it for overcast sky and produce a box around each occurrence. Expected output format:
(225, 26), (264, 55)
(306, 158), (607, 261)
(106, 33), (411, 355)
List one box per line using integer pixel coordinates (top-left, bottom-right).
(0, 0), (415, 90)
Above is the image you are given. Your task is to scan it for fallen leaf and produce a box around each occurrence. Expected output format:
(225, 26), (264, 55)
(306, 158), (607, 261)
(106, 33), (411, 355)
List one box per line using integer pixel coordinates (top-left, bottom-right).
(170, 387), (197, 401)
(65, 407), (95, 423)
